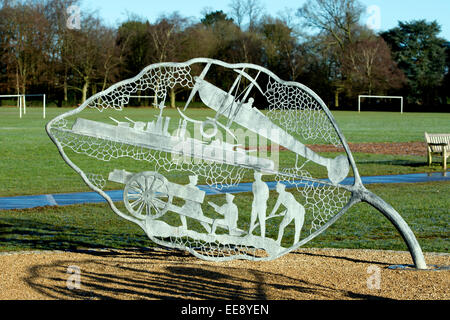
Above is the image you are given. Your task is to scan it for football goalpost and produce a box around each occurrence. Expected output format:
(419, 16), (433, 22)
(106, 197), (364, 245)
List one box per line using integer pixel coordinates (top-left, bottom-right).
(0, 94), (24, 118)
(24, 94), (47, 118)
(128, 95), (158, 107)
(0, 94), (46, 118)
(358, 95), (403, 114)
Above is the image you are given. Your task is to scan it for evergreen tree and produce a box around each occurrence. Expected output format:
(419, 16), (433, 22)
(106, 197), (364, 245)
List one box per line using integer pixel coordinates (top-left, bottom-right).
(381, 20), (447, 107)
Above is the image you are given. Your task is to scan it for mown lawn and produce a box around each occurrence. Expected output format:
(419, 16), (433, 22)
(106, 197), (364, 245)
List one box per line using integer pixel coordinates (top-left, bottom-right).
(0, 107), (448, 255)
(331, 111), (450, 143)
(0, 182), (447, 253)
(0, 107), (448, 197)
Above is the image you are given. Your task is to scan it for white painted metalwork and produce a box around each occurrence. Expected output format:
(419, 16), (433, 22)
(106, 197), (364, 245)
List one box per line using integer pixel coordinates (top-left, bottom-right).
(46, 58), (427, 269)
(270, 182), (305, 245)
(249, 171), (269, 238)
(358, 95), (403, 114)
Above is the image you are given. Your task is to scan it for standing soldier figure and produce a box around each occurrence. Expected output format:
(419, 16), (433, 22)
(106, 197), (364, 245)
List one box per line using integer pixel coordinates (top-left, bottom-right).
(249, 171), (269, 237)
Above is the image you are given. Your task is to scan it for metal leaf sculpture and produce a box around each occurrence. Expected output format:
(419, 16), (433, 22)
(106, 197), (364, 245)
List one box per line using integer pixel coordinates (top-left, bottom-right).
(46, 58), (427, 269)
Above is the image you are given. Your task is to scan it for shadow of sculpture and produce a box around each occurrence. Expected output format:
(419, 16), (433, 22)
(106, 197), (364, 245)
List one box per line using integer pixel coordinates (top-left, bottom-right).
(0, 217), (150, 251)
(293, 250), (391, 267)
(24, 249), (392, 300)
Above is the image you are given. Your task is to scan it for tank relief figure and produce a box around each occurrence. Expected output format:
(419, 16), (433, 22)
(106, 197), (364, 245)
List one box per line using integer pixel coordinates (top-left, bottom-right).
(208, 193), (239, 236)
(269, 182), (305, 246)
(180, 175), (211, 233)
(249, 171), (269, 237)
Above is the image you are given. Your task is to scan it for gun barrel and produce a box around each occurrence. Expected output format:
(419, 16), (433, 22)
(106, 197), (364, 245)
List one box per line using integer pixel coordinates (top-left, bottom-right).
(195, 78), (350, 184)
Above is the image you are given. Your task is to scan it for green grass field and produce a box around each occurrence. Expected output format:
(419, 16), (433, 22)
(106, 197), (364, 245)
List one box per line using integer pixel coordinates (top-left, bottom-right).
(0, 182), (447, 253)
(0, 106), (449, 253)
(1, 106), (448, 196)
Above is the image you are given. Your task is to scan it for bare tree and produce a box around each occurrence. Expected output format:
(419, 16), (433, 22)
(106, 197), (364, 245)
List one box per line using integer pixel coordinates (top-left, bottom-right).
(228, 0), (245, 29)
(117, 19), (151, 80)
(296, 0), (365, 106)
(229, 0), (264, 31)
(1, 1), (50, 96)
(0, 2), (16, 93)
(64, 13), (104, 103)
(297, 0), (364, 49)
(147, 12), (188, 63)
(179, 22), (217, 61)
(146, 13), (190, 107)
(245, 0), (265, 31)
(44, 0), (79, 104)
(341, 36), (405, 95)
(98, 26), (126, 91)
(260, 17), (305, 81)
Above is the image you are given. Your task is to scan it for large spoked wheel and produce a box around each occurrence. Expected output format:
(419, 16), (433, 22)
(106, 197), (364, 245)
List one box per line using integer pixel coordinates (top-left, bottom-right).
(123, 171), (172, 220)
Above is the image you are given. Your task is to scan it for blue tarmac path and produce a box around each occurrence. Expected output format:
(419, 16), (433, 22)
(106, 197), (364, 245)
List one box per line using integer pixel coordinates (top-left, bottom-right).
(0, 171), (448, 210)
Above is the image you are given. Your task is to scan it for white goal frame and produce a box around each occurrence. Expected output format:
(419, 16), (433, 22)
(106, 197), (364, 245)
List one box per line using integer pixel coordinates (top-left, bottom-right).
(358, 95), (403, 114)
(128, 95), (161, 107)
(23, 94), (47, 119)
(0, 94), (24, 118)
(0, 94), (46, 118)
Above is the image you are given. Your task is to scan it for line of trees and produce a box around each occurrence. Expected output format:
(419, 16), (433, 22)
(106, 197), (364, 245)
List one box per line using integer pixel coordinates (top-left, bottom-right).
(0, 0), (448, 110)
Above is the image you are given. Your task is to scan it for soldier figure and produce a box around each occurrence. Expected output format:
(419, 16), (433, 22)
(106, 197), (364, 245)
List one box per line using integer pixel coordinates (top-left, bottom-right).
(269, 182), (305, 245)
(209, 193), (239, 236)
(180, 175), (211, 233)
(249, 171), (269, 237)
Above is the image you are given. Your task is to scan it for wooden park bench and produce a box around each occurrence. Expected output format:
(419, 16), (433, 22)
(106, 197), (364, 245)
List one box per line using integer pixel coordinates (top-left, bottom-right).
(424, 132), (449, 171)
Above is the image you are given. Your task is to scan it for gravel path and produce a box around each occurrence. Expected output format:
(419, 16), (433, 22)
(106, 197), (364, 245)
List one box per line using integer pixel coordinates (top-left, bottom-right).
(308, 142), (428, 156)
(0, 247), (448, 300)
(253, 142), (428, 156)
